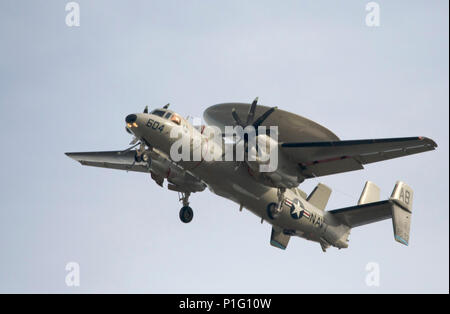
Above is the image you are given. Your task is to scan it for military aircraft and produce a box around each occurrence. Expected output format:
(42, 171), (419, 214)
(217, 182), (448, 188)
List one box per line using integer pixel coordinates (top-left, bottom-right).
(66, 98), (437, 251)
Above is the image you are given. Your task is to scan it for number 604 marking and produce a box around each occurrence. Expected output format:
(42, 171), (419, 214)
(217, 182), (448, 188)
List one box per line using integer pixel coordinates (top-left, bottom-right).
(146, 119), (164, 133)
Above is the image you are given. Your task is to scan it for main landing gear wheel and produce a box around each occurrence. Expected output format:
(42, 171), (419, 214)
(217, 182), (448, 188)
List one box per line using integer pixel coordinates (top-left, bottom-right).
(142, 152), (150, 163)
(178, 192), (193, 223)
(267, 202), (281, 220)
(179, 206), (194, 223)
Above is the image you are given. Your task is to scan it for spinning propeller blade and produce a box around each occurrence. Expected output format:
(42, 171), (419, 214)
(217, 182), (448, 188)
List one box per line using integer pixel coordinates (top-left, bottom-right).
(231, 108), (244, 127)
(231, 97), (277, 131)
(229, 97), (277, 159)
(246, 97), (258, 125)
(252, 106), (277, 129)
(129, 136), (139, 145)
(118, 142), (140, 155)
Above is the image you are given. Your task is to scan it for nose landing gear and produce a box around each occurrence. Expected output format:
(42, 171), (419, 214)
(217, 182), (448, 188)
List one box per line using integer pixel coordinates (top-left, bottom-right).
(178, 192), (193, 223)
(179, 206), (194, 223)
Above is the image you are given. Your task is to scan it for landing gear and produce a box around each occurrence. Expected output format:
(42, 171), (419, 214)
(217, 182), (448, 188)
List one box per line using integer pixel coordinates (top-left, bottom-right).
(134, 149), (152, 172)
(267, 188), (286, 220)
(267, 202), (280, 220)
(141, 152), (150, 163)
(133, 141), (151, 163)
(276, 187), (286, 211)
(179, 206), (194, 223)
(134, 152), (143, 163)
(178, 192), (193, 223)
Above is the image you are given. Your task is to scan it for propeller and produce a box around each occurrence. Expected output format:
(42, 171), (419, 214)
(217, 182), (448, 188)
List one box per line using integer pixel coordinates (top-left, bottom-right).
(118, 141), (141, 155)
(225, 98), (277, 167)
(129, 136), (140, 145)
(231, 97), (276, 129)
(230, 97), (277, 150)
(246, 97), (258, 125)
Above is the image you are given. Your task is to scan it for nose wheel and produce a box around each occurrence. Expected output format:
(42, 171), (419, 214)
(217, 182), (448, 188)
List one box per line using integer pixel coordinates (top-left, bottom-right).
(132, 143), (152, 170)
(179, 206), (194, 223)
(178, 192), (193, 223)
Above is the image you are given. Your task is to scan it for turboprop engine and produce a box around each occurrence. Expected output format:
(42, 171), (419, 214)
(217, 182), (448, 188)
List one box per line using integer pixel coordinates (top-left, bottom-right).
(228, 98), (304, 189)
(245, 134), (304, 189)
(142, 149), (206, 193)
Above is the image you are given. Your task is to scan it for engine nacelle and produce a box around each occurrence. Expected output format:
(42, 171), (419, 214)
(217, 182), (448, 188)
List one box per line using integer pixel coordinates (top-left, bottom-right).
(246, 134), (303, 188)
(145, 150), (206, 192)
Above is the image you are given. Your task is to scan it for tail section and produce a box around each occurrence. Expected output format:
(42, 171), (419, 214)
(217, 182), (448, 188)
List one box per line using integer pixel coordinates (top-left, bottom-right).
(307, 183), (332, 210)
(328, 180), (414, 247)
(390, 181), (413, 246)
(358, 181), (380, 205)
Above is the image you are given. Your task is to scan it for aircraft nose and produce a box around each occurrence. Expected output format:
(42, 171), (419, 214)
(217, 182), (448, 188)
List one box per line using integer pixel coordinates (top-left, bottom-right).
(125, 114), (137, 124)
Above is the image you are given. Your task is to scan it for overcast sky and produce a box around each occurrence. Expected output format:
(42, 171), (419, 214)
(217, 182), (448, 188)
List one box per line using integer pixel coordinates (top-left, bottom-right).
(0, 0), (448, 293)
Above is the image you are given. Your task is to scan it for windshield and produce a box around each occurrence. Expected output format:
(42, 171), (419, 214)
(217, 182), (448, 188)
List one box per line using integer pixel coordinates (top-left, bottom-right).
(151, 109), (166, 117)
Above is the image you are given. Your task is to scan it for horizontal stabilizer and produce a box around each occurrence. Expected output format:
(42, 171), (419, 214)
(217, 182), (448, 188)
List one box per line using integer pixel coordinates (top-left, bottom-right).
(329, 181), (414, 246)
(329, 200), (392, 228)
(307, 183), (332, 210)
(270, 227), (290, 250)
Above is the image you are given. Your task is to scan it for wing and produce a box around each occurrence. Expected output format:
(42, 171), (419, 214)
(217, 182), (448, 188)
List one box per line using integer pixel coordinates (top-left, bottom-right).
(65, 150), (149, 173)
(65, 150), (206, 193)
(280, 136), (437, 178)
(328, 200), (392, 228)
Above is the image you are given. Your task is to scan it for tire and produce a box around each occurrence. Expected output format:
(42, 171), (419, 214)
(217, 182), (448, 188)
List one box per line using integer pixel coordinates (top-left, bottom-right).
(134, 152), (143, 163)
(267, 202), (280, 220)
(142, 153), (151, 163)
(179, 206), (194, 223)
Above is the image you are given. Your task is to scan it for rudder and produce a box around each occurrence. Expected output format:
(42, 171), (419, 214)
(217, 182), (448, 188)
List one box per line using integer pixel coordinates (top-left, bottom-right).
(390, 181), (413, 246)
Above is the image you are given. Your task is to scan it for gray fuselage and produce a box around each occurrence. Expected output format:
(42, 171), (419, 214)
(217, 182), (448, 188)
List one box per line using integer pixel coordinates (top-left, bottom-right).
(130, 112), (350, 249)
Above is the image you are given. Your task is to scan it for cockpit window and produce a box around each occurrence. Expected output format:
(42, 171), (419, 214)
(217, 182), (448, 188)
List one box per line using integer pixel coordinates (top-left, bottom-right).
(151, 109), (166, 117)
(170, 113), (182, 125)
(164, 112), (172, 119)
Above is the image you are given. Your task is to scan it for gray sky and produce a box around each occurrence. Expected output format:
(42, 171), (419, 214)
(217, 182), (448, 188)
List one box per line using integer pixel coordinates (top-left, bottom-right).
(0, 0), (448, 293)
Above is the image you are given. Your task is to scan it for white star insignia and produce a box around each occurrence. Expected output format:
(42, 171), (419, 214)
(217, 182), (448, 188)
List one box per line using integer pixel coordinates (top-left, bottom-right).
(291, 206), (302, 218)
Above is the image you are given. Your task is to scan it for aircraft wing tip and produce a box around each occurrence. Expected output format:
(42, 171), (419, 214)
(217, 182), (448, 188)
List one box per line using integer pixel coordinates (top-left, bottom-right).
(65, 152), (83, 163)
(419, 136), (438, 148)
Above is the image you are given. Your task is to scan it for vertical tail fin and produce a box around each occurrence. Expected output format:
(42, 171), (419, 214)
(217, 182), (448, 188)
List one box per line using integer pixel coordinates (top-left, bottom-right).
(358, 181), (381, 205)
(390, 181), (414, 246)
(307, 183), (332, 210)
